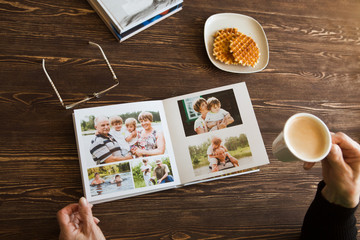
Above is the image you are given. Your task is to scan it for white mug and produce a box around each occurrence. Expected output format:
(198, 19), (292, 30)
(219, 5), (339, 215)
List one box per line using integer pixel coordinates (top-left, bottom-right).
(272, 113), (332, 162)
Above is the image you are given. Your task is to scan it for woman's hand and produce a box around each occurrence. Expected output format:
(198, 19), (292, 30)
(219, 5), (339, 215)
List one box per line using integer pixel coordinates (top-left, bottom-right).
(304, 132), (360, 208)
(57, 197), (105, 240)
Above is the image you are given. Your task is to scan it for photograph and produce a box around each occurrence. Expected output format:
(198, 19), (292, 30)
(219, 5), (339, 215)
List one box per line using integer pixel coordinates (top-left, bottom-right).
(87, 162), (134, 197)
(131, 157), (174, 188)
(189, 133), (253, 177)
(177, 89), (242, 137)
(80, 110), (166, 166)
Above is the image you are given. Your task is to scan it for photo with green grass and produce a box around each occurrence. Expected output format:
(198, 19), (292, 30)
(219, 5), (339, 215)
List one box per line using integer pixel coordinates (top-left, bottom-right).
(131, 157), (173, 189)
(190, 133), (252, 176)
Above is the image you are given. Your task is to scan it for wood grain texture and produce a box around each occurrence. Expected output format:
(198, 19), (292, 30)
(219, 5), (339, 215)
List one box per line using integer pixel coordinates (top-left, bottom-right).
(0, 0), (359, 239)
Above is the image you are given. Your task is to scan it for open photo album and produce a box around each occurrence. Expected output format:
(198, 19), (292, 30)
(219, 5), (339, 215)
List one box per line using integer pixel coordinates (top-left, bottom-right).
(73, 82), (269, 204)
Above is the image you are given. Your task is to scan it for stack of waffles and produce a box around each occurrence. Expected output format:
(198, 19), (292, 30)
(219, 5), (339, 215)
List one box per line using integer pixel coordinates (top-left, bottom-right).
(213, 28), (260, 67)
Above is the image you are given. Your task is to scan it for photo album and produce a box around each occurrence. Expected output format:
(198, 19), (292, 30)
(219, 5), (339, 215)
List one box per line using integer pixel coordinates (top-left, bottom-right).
(87, 0), (183, 42)
(73, 82), (269, 204)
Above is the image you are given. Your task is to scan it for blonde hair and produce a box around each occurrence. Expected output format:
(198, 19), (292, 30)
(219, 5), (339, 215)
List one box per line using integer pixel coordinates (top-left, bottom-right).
(192, 97), (207, 113)
(207, 97), (221, 110)
(109, 116), (123, 125)
(211, 136), (222, 145)
(138, 111), (153, 122)
(125, 118), (137, 128)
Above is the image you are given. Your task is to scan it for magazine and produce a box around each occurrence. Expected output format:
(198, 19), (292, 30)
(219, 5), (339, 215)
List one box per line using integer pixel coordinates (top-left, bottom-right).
(73, 82), (269, 204)
(87, 0), (183, 42)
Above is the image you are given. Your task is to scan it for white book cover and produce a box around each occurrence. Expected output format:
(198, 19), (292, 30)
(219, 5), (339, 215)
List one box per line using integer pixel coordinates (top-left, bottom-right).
(73, 82), (269, 204)
(96, 0), (183, 32)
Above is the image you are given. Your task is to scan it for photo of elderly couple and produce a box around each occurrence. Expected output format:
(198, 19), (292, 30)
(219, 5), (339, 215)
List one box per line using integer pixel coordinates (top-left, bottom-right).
(80, 111), (166, 165)
(178, 89), (253, 176)
(87, 157), (174, 197)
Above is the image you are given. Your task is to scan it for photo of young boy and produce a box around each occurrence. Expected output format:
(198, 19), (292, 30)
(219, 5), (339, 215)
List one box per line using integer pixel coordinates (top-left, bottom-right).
(205, 97), (234, 131)
(109, 116), (131, 156)
(189, 133), (252, 176)
(177, 89), (242, 137)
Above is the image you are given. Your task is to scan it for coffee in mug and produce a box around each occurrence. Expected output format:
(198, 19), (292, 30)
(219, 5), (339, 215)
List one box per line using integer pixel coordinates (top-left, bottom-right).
(272, 113), (331, 162)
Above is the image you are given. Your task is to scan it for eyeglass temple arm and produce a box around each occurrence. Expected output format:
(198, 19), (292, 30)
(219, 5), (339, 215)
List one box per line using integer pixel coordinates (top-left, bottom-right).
(88, 41), (118, 80)
(42, 59), (65, 107)
(42, 41), (119, 109)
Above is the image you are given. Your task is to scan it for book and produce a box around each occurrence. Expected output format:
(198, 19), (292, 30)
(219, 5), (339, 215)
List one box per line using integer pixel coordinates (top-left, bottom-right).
(87, 0), (183, 42)
(73, 82), (269, 204)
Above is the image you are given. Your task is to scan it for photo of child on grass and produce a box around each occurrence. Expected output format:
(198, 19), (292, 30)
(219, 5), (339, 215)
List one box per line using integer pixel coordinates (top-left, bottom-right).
(87, 162), (134, 197)
(189, 134), (253, 176)
(131, 157), (174, 188)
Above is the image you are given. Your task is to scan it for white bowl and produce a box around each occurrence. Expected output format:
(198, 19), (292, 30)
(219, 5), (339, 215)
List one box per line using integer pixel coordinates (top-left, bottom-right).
(204, 13), (269, 73)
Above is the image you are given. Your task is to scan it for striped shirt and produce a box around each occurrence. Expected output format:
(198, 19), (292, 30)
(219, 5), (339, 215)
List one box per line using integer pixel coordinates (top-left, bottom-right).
(89, 133), (124, 165)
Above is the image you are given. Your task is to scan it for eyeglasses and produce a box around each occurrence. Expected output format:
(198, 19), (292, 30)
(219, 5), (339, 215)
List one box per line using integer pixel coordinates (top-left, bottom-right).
(42, 41), (119, 109)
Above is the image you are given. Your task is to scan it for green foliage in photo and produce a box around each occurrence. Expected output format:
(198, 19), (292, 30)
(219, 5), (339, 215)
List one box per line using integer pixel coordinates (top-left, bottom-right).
(189, 134), (252, 169)
(132, 157), (173, 189)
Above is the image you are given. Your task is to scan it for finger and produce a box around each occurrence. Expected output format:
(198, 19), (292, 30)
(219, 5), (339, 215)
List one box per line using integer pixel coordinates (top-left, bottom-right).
(332, 132), (360, 152)
(57, 203), (79, 229)
(93, 217), (100, 224)
(325, 144), (346, 169)
(303, 162), (316, 170)
(78, 197), (95, 232)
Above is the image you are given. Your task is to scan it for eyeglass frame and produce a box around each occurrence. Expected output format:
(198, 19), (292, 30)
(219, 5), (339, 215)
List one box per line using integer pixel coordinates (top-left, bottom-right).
(42, 41), (119, 109)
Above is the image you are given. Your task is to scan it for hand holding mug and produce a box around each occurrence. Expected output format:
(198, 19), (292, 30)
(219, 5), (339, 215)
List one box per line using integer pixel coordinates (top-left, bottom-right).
(304, 132), (360, 208)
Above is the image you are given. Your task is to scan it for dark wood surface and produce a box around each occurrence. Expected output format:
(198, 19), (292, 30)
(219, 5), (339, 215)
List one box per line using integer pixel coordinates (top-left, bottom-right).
(1, 0), (360, 239)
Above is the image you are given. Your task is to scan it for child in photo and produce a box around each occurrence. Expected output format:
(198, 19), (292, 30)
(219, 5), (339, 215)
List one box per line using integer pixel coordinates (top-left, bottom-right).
(124, 118), (140, 154)
(207, 136), (239, 172)
(205, 97), (234, 131)
(140, 159), (153, 186)
(109, 116), (131, 156)
(111, 174), (123, 184)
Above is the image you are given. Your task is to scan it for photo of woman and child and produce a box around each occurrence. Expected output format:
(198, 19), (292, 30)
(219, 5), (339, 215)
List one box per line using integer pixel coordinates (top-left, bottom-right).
(177, 89), (242, 137)
(88, 111), (166, 165)
(193, 96), (234, 134)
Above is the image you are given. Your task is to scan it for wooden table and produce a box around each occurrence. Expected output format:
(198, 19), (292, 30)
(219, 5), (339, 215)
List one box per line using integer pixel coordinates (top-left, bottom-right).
(1, 0), (359, 239)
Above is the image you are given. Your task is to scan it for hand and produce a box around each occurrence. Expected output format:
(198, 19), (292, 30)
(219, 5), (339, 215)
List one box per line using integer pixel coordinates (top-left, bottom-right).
(134, 148), (145, 157)
(57, 197), (105, 240)
(131, 131), (137, 138)
(303, 132), (360, 208)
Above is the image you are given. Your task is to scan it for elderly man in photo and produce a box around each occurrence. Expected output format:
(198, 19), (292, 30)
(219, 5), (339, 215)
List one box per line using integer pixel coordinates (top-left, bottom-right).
(153, 159), (174, 184)
(89, 116), (132, 165)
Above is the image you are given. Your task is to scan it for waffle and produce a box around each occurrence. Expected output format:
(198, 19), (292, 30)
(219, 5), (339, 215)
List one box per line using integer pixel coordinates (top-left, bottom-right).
(229, 34), (260, 67)
(212, 28), (240, 65)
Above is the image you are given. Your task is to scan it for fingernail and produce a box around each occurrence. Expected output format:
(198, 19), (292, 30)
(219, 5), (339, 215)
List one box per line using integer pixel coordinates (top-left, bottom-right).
(80, 197), (87, 206)
(94, 217), (100, 224)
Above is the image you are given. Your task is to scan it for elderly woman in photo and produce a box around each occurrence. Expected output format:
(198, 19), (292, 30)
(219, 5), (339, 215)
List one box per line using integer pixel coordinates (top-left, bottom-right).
(192, 97), (209, 134)
(133, 111), (165, 157)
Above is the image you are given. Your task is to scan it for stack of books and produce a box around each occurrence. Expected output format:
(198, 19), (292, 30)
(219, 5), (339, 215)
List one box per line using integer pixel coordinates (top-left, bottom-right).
(87, 0), (183, 42)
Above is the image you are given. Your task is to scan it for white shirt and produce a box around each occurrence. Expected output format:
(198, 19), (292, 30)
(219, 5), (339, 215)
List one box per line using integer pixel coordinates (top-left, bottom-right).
(124, 130), (139, 146)
(110, 129), (130, 152)
(194, 116), (207, 132)
(205, 109), (229, 122)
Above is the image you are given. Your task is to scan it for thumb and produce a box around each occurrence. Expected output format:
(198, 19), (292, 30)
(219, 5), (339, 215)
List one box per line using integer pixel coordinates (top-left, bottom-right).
(78, 197), (95, 232)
